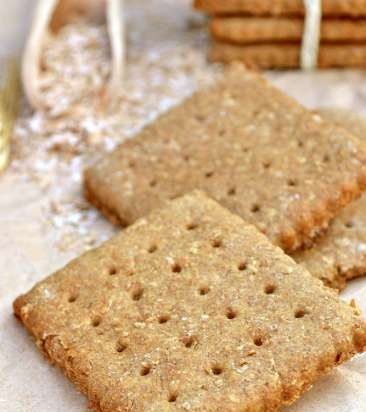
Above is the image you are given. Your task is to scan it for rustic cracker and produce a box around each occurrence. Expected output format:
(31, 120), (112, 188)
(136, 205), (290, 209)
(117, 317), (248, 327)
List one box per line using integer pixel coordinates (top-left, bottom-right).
(210, 42), (366, 69)
(293, 109), (366, 290)
(14, 191), (366, 412)
(211, 17), (366, 44)
(194, 0), (366, 17)
(84, 66), (366, 252)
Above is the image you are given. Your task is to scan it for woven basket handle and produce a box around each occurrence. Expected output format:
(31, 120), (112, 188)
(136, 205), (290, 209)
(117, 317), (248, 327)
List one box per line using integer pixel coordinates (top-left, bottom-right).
(22, 0), (125, 109)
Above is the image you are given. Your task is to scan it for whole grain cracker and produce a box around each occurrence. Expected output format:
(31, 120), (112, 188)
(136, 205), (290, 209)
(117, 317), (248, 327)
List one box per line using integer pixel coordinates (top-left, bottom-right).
(14, 191), (366, 412)
(194, 0), (366, 17)
(210, 42), (366, 69)
(211, 17), (366, 44)
(293, 108), (366, 290)
(84, 66), (366, 252)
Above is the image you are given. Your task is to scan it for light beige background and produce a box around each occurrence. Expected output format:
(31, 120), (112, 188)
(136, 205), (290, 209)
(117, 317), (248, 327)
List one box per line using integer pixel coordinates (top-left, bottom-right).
(1, 1), (366, 411)
(0, 0), (37, 56)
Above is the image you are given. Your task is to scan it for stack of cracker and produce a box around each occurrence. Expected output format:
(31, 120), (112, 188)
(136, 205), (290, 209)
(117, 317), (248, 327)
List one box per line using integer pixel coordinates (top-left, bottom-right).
(194, 0), (366, 69)
(15, 67), (366, 411)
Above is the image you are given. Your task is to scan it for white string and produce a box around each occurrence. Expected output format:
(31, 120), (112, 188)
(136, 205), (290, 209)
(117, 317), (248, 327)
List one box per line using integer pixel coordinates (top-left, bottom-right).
(301, 0), (322, 70)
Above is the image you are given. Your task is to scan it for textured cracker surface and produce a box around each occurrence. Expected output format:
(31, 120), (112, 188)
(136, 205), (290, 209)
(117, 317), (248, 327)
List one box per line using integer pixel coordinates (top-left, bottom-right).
(194, 0), (366, 17)
(14, 191), (366, 412)
(84, 67), (366, 251)
(210, 43), (366, 69)
(293, 109), (366, 290)
(211, 17), (366, 44)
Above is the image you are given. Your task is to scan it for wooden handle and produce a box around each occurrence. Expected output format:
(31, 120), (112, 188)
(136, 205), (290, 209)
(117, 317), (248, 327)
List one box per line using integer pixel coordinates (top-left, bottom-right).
(22, 0), (125, 110)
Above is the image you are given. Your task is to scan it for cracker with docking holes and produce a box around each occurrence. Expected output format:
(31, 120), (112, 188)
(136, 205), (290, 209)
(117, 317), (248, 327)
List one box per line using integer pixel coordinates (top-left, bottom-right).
(84, 66), (366, 252)
(293, 109), (366, 290)
(210, 17), (366, 44)
(194, 0), (366, 17)
(14, 191), (366, 412)
(209, 42), (366, 69)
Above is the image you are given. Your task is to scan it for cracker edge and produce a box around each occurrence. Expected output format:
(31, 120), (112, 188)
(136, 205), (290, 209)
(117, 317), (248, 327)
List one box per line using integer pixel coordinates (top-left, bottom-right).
(193, 0), (366, 17)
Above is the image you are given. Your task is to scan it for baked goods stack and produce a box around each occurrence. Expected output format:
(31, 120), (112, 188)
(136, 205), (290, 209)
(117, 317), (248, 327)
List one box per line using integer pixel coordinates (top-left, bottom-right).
(194, 0), (366, 69)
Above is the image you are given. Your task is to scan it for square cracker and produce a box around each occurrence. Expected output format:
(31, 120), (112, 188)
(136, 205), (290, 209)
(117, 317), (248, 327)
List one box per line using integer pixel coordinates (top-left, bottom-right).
(84, 66), (366, 252)
(209, 42), (366, 70)
(14, 191), (366, 412)
(193, 0), (366, 17)
(293, 109), (366, 290)
(210, 17), (366, 44)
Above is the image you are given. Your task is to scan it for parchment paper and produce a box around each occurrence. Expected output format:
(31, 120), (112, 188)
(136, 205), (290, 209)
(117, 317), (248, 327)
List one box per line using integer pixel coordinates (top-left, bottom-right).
(1, 1), (366, 411)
